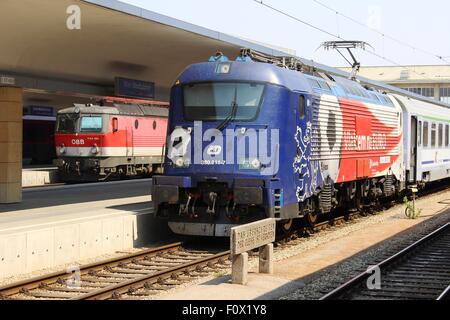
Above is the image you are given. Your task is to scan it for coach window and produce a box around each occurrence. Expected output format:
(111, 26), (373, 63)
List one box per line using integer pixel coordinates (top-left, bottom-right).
(423, 121), (429, 147)
(431, 123), (437, 147)
(438, 123), (443, 147)
(418, 121), (422, 146)
(298, 95), (306, 119)
(446, 124), (449, 147)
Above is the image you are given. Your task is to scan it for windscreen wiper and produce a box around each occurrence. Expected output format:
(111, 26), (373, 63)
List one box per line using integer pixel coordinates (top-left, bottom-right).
(216, 87), (238, 131)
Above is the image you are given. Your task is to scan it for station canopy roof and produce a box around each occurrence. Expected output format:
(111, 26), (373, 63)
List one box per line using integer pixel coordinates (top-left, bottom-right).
(340, 65), (450, 84)
(0, 0), (291, 101)
(1, 0), (448, 108)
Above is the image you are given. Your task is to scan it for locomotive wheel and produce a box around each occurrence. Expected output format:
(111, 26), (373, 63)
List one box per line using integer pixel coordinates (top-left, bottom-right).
(277, 219), (295, 234)
(306, 212), (318, 226)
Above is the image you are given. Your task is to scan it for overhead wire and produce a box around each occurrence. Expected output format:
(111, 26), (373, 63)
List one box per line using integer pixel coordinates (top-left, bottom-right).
(251, 0), (437, 82)
(311, 0), (450, 65)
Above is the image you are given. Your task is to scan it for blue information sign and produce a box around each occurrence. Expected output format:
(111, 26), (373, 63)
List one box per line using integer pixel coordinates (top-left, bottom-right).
(29, 106), (54, 117)
(115, 77), (155, 99)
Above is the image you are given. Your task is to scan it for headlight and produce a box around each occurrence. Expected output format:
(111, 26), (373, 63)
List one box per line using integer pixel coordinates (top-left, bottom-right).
(174, 157), (190, 168)
(251, 158), (261, 169)
(175, 158), (184, 167)
(239, 158), (262, 170)
(91, 144), (99, 154)
(215, 62), (231, 74)
(59, 144), (66, 154)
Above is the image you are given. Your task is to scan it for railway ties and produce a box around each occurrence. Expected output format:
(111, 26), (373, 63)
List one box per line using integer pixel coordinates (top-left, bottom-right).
(321, 221), (450, 300)
(6, 211), (366, 301)
(0, 243), (230, 300)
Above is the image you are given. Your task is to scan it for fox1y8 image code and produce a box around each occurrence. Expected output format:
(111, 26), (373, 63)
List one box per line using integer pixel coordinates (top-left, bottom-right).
(182, 304), (268, 318)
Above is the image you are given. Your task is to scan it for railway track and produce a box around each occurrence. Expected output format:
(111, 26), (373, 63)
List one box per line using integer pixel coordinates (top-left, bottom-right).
(0, 214), (361, 301)
(0, 242), (230, 300)
(0, 213), (362, 301)
(320, 221), (450, 300)
(3, 183), (449, 300)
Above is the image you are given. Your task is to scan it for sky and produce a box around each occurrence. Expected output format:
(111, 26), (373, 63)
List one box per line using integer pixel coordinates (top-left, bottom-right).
(119, 0), (450, 68)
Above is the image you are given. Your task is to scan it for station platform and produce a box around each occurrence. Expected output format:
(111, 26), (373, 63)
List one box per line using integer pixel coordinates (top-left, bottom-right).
(0, 179), (171, 279)
(22, 167), (59, 188)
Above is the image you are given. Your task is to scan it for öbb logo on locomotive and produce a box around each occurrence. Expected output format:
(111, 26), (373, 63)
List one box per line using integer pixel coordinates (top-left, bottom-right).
(152, 50), (450, 237)
(71, 139), (85, 146)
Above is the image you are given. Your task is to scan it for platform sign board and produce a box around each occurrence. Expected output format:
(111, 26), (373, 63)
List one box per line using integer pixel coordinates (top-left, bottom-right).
(0, 75), (15, 85)
(29, 106), (54, 117)
(115, 77), (155, 99)
(230, 219), (276, 255)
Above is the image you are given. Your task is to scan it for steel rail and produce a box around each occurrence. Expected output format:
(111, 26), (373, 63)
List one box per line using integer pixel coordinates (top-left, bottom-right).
(320, 221), (450, 300)
(437, 285), (450, 301)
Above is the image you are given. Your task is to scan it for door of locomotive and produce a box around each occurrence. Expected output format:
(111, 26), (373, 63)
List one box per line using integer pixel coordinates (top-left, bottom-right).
(293, 92), (316, 204)
(410, 116), (419, 182)
(126, 119), (133, 157)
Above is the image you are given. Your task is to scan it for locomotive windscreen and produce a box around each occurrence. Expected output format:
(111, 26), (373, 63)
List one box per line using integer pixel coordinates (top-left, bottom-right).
(183, 82), (265, 121)
(56, 114), (78, 133)
(80, 116), (103, 133)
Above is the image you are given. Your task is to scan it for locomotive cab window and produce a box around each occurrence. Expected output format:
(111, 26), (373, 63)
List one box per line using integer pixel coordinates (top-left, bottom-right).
(56, 114), (77, 133)
(183, 82), (264, 121)
(298, 95), (306, 119)
(80, 116), (103, 133)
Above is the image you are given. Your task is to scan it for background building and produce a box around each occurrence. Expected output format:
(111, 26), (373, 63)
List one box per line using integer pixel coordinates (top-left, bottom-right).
(341, 65), (450, 104)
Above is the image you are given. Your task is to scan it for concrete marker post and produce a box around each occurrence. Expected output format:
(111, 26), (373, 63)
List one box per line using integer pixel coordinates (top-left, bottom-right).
(231, 252), (249, 285)
(259, 243), (274, 274)
(230, 219), (276, 285)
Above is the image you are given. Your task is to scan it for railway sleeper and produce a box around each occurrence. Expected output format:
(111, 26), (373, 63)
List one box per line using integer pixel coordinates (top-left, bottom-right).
(107, 268), (157, 275)
(382, 276), (450, 285)
(42, 286), (92, 294)
(24, 291), (76, 299)
(362, 285), (445, 295)
(381, 282), (447, 290)
(96, 272), (141, 279)
(405, 260), (450, 266)
(394, 267), (450, 274)
(352, 292), (436, 300)
(81, 276), (123, 283)
(354, 290), (439, 300)
(382, 273), (450, 281)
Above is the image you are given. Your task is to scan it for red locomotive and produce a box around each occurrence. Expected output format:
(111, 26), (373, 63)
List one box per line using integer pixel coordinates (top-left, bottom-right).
(55, 98), (168, 181)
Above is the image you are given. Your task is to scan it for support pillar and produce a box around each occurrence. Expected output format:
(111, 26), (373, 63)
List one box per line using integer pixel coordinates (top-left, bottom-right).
(0, 86), (23, 203)
(434, 84), (440, 101)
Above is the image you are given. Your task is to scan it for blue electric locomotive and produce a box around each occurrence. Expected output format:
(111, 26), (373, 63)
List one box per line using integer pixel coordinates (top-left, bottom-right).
(152, 50), (410, 237)
(152, 51), (330, 237)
